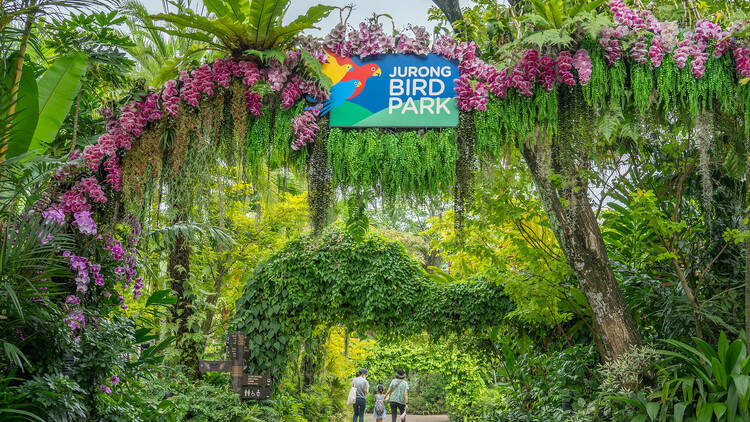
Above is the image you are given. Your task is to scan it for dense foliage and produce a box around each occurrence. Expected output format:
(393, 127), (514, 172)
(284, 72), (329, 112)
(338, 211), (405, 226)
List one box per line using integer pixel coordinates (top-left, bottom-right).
(4, 0), (750, 421)
(231, 228), (512, 382)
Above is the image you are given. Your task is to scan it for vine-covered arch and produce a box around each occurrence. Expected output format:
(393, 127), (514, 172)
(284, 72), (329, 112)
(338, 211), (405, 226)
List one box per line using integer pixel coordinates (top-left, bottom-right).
(230, 229), (512, 382)
(41, 4), (750, 367)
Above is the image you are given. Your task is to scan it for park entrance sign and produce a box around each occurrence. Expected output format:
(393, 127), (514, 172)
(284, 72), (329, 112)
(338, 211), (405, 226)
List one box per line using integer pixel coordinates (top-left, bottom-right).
(326, 53), (459, 128)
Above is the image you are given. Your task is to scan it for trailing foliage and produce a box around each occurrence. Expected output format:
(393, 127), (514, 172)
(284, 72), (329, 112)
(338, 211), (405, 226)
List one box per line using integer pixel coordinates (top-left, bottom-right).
(327, 128), (457, 199)
(231, 228), (512, 383)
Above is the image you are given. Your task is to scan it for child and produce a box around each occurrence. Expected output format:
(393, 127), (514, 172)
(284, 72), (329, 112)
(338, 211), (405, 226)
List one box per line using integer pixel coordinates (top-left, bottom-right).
(373, 383), (386, 421)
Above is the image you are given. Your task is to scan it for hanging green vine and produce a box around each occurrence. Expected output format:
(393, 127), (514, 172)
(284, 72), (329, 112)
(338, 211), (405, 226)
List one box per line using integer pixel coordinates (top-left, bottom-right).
(307, 117), (332, 236)
(631, 64), (653, 115)
(455, 111), (476, 242)
(327, 127), (457, 199)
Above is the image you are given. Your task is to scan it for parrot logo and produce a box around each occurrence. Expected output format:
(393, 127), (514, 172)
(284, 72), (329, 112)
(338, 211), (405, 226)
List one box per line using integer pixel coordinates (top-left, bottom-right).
(316, 50), (382, 116)
(319, 80), (361, 115)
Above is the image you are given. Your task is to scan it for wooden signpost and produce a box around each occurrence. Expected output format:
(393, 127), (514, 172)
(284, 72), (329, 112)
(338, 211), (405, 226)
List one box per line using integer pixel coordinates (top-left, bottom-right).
(198, 332), (271, 400)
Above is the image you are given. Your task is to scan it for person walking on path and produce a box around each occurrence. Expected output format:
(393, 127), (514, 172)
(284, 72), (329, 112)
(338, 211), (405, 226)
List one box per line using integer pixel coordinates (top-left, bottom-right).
(352, 368), (370, 422)
(373, 383), (387, 421)
(384, 369), (409, 422)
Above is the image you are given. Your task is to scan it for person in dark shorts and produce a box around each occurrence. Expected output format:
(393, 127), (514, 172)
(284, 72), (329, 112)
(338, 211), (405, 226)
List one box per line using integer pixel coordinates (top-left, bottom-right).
(384, 369), (409, 422)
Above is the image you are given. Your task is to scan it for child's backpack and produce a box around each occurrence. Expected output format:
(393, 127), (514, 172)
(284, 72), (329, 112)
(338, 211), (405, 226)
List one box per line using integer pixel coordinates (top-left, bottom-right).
(374, 397), (385, 415)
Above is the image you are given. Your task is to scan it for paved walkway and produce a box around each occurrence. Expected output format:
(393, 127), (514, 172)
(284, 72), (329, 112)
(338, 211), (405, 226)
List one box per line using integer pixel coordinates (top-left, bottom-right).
(364, 415), (449, 422)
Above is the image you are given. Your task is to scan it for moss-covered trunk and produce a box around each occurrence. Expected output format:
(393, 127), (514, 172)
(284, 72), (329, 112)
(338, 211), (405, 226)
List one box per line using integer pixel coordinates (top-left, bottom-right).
(521, 88), (641, 360)
(168, 213), (201, 378)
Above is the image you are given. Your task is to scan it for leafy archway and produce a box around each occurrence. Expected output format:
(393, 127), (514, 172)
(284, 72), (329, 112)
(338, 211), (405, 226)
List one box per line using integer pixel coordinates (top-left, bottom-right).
(230, 229), (512, 383)
(37, 3), (750, 376)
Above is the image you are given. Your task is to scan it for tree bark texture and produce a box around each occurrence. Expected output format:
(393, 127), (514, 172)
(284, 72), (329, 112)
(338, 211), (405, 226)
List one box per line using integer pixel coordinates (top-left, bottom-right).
(520, 89), (642, 360)
(168, 213), (201, 378)
(522, 138), (642, 360)
(432, 0), (463, 30)
(202, 178), (226, 339)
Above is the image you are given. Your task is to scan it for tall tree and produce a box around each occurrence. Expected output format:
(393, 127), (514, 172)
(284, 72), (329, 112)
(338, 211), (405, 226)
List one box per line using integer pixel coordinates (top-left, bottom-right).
(435, 0), (642, 359)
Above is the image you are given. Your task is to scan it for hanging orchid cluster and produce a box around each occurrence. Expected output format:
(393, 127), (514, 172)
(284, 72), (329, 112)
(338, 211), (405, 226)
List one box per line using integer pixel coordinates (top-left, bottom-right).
(42, 9), (750, 330)
(318, 20), (593, 116)
(604, 0), (748, 78)
(44, 49), (333, 329)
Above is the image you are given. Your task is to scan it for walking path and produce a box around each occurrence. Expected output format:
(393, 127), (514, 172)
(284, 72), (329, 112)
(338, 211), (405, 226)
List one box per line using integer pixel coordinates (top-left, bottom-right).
(364, 415), (449, 422)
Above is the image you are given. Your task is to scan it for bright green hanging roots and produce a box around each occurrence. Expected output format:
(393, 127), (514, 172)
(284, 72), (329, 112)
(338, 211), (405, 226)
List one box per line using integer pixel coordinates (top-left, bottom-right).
(327, 127), (457, 198)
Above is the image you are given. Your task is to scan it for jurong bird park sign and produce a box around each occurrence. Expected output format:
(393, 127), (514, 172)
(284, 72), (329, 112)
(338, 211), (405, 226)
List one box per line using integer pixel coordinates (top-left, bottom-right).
(198, 332), (271, 400)
(320, 51), (459, 128)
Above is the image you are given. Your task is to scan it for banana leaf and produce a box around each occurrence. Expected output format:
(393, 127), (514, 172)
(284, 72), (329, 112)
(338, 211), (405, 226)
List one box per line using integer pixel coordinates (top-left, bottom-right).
(30, 52), (88, 153)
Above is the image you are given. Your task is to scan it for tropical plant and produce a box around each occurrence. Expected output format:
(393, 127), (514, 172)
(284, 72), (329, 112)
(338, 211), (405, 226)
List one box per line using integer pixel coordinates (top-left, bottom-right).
(119, 0), (208, 87)
(2, 52), (89, 158)
(615, 332), (750, 422)
(149, 0), (335, 56)
(0, 375), (44, 421)
(0, 0), (98, 160)
(39, 10), (135, 153)
(516, 0), (609, 49)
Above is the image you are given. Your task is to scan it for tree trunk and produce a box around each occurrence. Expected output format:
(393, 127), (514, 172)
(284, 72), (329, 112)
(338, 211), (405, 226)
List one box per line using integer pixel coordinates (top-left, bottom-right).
(202, 177), (226, 338)
(201, 263), (225, 338)
(68, 89), (83, 156)
(521, 136), (642, 360)
(168, 213), (201, 378)
(432, 0), (463, 30)
(301, 331), (326, 388)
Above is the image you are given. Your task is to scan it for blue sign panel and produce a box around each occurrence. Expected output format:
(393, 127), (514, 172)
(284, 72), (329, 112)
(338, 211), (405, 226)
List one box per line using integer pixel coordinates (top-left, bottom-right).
(321, 52), (459, 128)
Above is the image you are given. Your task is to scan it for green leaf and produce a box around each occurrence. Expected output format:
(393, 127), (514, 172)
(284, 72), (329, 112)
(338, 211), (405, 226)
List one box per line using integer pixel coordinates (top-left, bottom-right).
(245, 48), (286, 64)
(203, 0), (229, 17)
(714, 357), (729, 390)
(548, 0), (564, 27)
(246, 0), (289, 46)
(697, 402), (713, 422)
(733, 374), (749, 397)
(262, 4), (335, 49)
(645, 402), (660, 421)
(714, 402), (727, 420)
(694, 337), (720, 362)
(146, 289), (178, 307)
(727, 340), (745, 375)
(719, 332), (729, 362)
(0, 409), (45, 422)
(30, 52), (88, 151)
(300, 49), (331, 90)
(674, 402), (686, 422)
(4, 58), (39, 158)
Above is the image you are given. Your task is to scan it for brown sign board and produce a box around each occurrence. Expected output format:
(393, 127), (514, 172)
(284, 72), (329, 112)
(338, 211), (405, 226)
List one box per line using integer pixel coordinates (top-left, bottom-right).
(242, 375), (271, 386)
(198, 360), (231, 372)
(240, 386), (271, 400)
